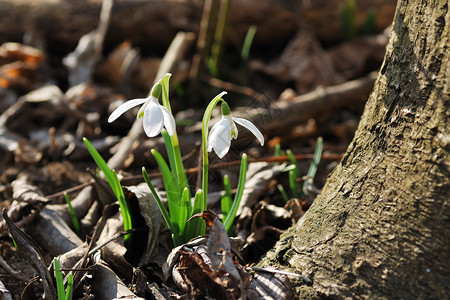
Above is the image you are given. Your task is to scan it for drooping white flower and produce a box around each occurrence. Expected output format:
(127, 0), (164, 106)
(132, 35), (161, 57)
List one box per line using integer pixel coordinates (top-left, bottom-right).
(108, 84), (176, 137)
(207, 102), (264, 158)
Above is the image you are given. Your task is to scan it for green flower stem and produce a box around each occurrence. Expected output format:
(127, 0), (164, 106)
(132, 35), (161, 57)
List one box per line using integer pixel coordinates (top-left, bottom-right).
(159, 73), (190, 199)
(201, 91), (227, 210)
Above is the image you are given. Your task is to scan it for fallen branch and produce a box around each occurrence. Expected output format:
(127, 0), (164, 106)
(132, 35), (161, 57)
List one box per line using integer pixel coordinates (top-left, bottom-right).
(236, 71), (378, 135)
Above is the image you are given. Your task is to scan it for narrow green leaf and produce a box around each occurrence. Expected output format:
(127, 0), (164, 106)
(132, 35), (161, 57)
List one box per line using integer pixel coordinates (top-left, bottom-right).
(83, 138), (115, 188)
(151, 149), (181, 228)
(65, 273), (73, 300)
(224, 154), (248, 233)
(274, 143), (281, 157)
(83, 138), (132, 240)
(172, 140), (191, 199)
(161, 130), (179, 189)
(288, 169), (299, 199)
(178, 187), (190, 238)
(277, 184), (289, 203)
(286, 149), (299, 179)
(286, 149), (300, 197)
(221, 174), (232, 220)
(185, 189), (205, 240)
(112, 170), (132, 237)
(241, 25), (257, 63)
(54, 258), (65, 300)
(142, 167), (181, 246)
(63, 193), (80, 234)
(302, 137), (323, 196)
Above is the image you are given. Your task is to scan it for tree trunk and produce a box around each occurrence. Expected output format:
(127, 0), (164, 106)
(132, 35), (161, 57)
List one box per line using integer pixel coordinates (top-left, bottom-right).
(259, 1), (450, 299)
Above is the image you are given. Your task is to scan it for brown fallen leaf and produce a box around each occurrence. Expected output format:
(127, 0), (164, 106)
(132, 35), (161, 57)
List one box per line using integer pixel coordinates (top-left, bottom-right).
(164, 212), (256, 299)
(0, 42), (45, 65)
(2, 210), (56, 300)
(249, 269), (294, 300)
(250, 28), (343, 94)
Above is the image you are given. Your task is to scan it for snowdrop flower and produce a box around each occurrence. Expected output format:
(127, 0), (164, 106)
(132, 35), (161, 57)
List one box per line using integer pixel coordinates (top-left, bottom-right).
(208, 101), (264, 158)
(108, 82), (176, 137)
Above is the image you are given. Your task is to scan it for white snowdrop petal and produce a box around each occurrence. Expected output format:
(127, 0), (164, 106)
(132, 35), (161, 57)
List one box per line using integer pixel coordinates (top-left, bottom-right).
(108, 98), (148, 123)
(215, 126), (232, 158)
(137, 102), (146, 119)
(143, 100), (164, 137)
(208, 118), (231, 158)
(207, 119), (225, 152)
(207, 123), (220, 152)
(233, 117), (264, 146)
(160, 105), (176, 136)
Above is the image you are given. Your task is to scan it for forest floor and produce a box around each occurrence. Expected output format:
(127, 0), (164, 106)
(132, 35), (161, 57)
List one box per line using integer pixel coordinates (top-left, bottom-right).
(0, 1), (395, 299)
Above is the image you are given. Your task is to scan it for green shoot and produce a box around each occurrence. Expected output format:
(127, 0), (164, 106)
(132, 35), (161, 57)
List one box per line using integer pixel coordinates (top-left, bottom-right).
(302, 137), (323, 197)
(142, 167), (181, 246)
(274, 143), (281, 166)
(209, 0), (231, 77)
(63, 193), (80, 234)
(340, 0), (377, 40)
(185, 189), (205, 240)
(240, 25), (257, 84)
(241, 25), (257, 64)
(288, 169), (299, 199)
(277, 184), (289, 203)
(223, 154), (248, 233)
(221, 174), (233, 221)
(278, 137), (324, 200)
(274, 143), (281, 157)
(361, 8), (377, 35)
(65, 273), (73, 300)
(83, 137), (132, 240)
(286, 149), (300, 197)
(339, 0), (357, 40)
(151, 149), (181, 232)
(54, 258), (65, 300)
(54, 258), (72, 300)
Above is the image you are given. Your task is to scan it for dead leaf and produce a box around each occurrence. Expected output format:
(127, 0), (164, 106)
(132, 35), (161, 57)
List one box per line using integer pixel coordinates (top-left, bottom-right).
(249, 270), (294, 300)
(250, 29), (343, 93)
(236, 162), (286, 234)
(2, 210), (56, 300)
(0, 42), (45, 65)
(328, 29), (389, 80)
(125, 183), (162, 267)
(95, 41), (140, 88)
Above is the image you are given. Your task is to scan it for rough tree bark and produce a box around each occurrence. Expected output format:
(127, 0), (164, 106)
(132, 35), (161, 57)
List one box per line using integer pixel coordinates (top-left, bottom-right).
(259, 0), (449, 299)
